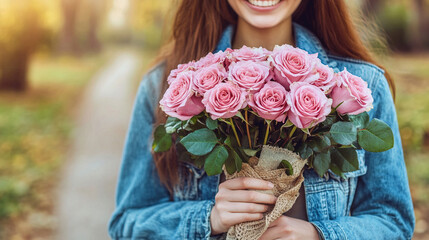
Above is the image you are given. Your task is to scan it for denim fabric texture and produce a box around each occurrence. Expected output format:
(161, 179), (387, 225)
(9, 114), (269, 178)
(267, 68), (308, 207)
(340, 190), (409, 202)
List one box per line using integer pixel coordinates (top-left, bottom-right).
(108, 23), (415, 240)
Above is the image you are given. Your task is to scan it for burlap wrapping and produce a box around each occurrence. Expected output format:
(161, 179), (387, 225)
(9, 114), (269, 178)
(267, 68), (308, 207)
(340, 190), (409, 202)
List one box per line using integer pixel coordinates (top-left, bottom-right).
(223, 145), (307, 240)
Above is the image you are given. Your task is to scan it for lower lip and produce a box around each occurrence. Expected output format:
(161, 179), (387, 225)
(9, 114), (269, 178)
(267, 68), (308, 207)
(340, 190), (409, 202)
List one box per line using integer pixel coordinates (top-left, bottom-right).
(244, 0), (283, 12)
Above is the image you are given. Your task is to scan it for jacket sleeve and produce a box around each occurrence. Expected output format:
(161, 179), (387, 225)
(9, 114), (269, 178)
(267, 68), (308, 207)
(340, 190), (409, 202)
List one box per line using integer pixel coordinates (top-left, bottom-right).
(108, 69), (216, 240)
(311, 71), (415, 240)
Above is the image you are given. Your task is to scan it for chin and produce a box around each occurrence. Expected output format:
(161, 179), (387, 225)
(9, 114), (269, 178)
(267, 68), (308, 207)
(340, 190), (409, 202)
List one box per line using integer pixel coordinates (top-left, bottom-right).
(245, 15), (287, 29)
(228, 0), (302, 29)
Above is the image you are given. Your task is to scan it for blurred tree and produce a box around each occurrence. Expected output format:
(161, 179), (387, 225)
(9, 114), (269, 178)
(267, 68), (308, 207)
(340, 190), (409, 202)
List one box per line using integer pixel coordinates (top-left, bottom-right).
(361, 0), (429, 51)
(128, 0), (172, 47)
(58, 0), (81, 53)
(0, 0), (61, 91)
(411, 0), (428, 50)
(0, 1), (42, 91)
(87, 0), (103, 52)
(59, 0), (105, 54)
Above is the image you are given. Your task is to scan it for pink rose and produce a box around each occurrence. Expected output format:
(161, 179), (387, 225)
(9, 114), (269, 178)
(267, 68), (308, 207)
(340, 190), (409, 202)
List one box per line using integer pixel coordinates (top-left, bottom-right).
(196, 50), (227, 68)
(330, 69), (373, 115)
(228, 60), (272, 93)
(193, 63), (227, 96)
(160, 71), (204, 120)
(202, 82), (247, 120)
(287, 82), (332, 129)
(248, 81), (290, 122)
(231, 46), (269, 62)
(167, 61), (196, 84)
(270, 44), (319, 89)
(313, 61), (336, 93)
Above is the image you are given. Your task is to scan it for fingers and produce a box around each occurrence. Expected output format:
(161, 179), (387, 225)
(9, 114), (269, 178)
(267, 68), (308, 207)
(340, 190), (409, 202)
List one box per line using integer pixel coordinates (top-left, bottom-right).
(258, 226), (281, 240)
(218, 212), (264, 227)
(222, 189), (277, 204)
(268, 214), (284, 227)
(211, 177), (277, 234)
(217, 202), (270, 213)
(220, 177), (274, 191)
(259, 227), (282, 240)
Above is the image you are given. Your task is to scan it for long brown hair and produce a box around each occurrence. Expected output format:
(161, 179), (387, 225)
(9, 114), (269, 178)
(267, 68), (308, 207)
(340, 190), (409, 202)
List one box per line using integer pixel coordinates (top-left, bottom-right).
(153, 0), (394, 195)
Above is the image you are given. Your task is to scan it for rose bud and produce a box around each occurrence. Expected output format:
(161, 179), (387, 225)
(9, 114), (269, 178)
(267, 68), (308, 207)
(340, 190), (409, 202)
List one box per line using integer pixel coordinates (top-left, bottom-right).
(270, 44), (319, 90)
(288, 82), (332, 129)
(193, 63), (227, 96)
(330, 69), (373, 115)
(248, 81), (290, 122)
(160, 71), (204, 121)
(202, 81), (247, 120)
(228, 60), (273, 93)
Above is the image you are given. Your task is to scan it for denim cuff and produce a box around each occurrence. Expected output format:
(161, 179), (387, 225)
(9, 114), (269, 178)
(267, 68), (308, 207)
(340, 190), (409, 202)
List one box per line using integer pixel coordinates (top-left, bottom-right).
(189, 200), (217, 240)
(310, 222), (325, 240)
(311, 220), (347, 240)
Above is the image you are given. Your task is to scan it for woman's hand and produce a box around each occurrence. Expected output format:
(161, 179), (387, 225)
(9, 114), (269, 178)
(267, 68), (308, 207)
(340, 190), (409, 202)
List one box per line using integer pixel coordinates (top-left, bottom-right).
(258, 216), (320, 240)
(210, 177), (277, 235)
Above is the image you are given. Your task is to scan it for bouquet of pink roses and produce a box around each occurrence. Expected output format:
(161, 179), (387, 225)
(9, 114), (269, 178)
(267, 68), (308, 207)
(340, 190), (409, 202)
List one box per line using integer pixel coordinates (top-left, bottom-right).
(152, 45), (394, 239)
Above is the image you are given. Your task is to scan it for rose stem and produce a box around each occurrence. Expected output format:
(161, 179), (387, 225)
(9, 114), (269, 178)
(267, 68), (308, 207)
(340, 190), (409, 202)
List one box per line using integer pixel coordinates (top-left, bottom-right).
(282, 125), (297, 148)
(309, 125), (316, 134)
(288, 125), (297, 139)
(230, 118), (242, 147)
(263, 120), (271, 146)
(245, 110), (252, 149)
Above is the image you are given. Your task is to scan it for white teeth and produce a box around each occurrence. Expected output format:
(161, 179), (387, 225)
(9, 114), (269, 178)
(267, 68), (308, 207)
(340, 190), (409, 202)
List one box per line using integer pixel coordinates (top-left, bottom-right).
(248, 0), (281, 7)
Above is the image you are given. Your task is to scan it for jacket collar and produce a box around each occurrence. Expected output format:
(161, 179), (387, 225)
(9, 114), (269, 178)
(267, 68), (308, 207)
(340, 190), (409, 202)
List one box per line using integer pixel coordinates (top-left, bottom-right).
(214, 23), (330, 65)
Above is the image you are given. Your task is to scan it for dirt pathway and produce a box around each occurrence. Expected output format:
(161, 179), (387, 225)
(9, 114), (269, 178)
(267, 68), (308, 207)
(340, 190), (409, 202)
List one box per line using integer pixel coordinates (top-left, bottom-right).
(55, 52), (140, 240)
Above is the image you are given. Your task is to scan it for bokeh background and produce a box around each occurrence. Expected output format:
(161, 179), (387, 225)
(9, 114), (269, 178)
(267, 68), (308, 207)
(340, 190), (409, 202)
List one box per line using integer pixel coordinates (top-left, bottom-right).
(0, 0), (428, 239)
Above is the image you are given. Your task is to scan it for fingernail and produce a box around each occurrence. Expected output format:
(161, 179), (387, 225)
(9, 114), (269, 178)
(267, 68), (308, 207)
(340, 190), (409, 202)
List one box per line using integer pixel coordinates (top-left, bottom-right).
(268, 182), (274, 188)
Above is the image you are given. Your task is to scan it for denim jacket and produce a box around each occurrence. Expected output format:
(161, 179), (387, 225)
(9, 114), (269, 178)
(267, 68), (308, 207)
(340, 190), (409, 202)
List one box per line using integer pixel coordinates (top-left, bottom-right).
(108, 23), (415, 240)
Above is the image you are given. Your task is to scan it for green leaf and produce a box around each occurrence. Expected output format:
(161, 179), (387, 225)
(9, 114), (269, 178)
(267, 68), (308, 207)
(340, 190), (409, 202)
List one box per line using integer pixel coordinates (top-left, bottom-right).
(329, 162), (345, 178)
(206, 118), (218, 130)
(152, 125), (172, 152)
(225, 148), (242, 175)
(279, 160), (294, 176)
(358, 118), (394, 152)
(180, 128), (218, 156)
(308, 135), (331, 153)
(224, 136), (232, 147)
(224, 135), (240, 149)
(286, 141), (295, 151)
(193, 157), (206, 168)
(349, 112), (370, 129)
(321, 115), (336, 128)
(235, 111), (250, 125)
(242, 148), (258, 157)
(181, 116), (199, 131)
(298, 144), (313, 159)
(165, 117), (182, 134)
(330, 122), (357, 145)
(302, 128), (311, 135)
(330, 148), (359, 172)
(282, 119), (294, 129)
(218, 118), (232, 126)
(204, 146), (228, 176)
(313, 151), (331, 177)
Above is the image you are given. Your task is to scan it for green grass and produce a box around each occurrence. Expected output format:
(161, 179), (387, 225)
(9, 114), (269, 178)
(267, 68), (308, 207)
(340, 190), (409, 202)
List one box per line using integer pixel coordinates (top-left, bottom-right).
(384, 54), (429, 239)
(385, 54), (429, 153)
(0, 51), (108, 237)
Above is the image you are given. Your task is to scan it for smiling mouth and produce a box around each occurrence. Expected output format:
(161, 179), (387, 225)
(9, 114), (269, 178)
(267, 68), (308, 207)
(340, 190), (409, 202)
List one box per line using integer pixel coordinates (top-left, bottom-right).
(247, 0), (282, 7)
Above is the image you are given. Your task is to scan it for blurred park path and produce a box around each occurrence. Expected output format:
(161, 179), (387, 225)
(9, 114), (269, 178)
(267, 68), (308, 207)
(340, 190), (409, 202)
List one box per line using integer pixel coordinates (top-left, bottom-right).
(55, 51), (141, 240)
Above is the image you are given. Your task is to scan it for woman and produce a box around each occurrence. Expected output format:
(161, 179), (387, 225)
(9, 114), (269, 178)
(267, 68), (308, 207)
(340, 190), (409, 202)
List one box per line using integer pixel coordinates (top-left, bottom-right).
(109, 0), (415, 239)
